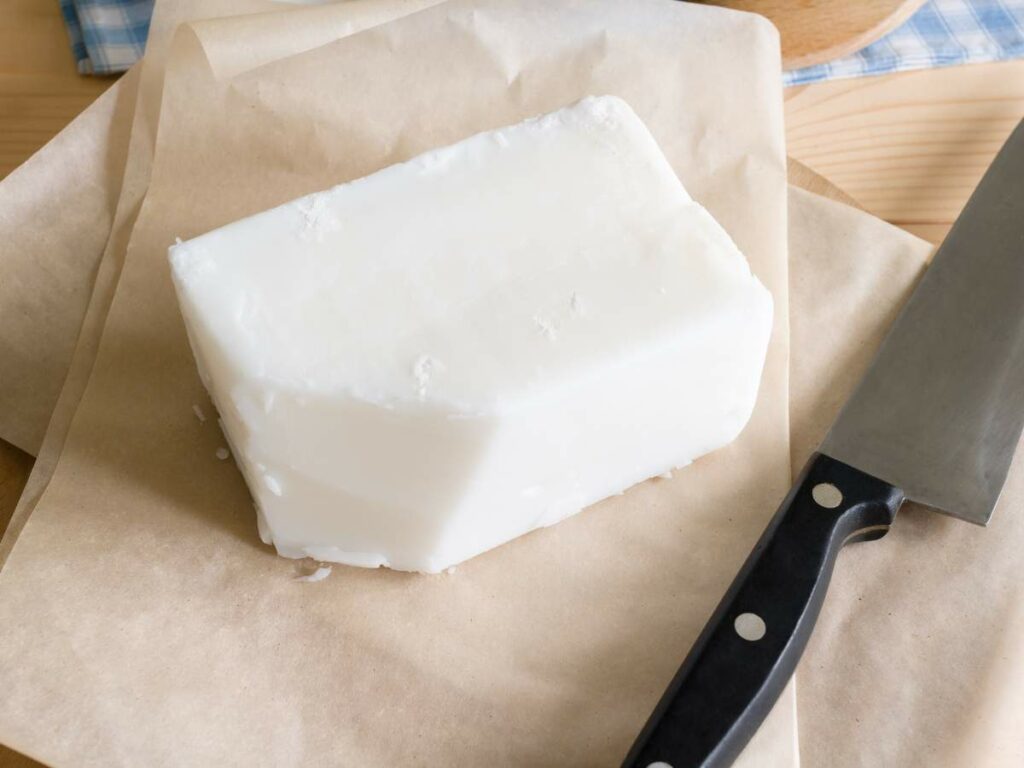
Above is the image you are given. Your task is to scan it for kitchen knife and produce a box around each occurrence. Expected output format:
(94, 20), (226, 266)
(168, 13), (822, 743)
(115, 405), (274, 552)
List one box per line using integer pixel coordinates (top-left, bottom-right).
(622, 119), (1024, 768)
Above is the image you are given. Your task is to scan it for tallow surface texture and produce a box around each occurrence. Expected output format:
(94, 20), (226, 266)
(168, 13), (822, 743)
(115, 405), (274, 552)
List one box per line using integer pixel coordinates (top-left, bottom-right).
(169, 96), (773, 572)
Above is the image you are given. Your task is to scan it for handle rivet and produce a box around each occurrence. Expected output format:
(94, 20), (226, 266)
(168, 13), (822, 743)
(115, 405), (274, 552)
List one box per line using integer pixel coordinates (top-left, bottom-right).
(646, 763), (674, 768)
(812, 482), (843, 509)
(734, 612), (767, 642)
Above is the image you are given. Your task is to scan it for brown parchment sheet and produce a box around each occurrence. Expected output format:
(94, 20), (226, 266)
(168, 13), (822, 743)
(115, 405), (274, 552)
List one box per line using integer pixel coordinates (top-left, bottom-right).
(0, 0), (416, 572)
(0, 1), (797, 765)
(0, 1), (317, 457)
(0, 65), (138, 456)
(788, 188), (1024, 767)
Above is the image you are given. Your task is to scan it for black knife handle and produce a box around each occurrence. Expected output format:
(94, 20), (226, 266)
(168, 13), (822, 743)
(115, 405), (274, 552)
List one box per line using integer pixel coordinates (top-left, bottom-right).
(621, 452), (904, 768)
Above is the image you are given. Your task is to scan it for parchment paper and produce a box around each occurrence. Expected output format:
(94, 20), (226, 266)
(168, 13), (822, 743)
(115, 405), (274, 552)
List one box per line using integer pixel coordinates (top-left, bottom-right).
(11, 172), (1017, 766)
(0, 0), (435, 570)
(0, 1), (291, 565)
(0, 1), (796, 765)
(0, 65), (138, 456)
(788, 188), (1024, 767)
(0, 1), (327, 457)
(7, 2), (1020, 765)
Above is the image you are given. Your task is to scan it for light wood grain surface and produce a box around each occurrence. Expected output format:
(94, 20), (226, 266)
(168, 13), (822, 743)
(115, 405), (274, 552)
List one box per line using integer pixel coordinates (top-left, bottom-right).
(786, 60), (1024, 242)
(0, 0), (113, 180)
(2, 2), (1024, 766)
(703, 0), (927, 69)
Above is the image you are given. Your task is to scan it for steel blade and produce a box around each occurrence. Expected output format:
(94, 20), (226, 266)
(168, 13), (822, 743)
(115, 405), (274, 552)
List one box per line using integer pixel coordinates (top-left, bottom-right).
(821, 120), (1024, 525)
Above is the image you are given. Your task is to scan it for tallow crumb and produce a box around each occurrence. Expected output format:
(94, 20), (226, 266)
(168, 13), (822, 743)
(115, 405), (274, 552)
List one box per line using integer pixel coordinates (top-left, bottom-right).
(570, 291), (586, 316)
(295, 565), (332, 583)
(192, 404), (207, 423)
(533, 315), (558, 341)
(296, 194), (341, 243)
(215, 447), (230, 461)
(264, 474), (283, 496)
(413, 355), (444, 400)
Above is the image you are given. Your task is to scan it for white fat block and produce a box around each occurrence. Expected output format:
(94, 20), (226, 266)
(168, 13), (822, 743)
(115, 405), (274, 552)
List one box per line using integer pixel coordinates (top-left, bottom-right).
(169, 96), (772, 573)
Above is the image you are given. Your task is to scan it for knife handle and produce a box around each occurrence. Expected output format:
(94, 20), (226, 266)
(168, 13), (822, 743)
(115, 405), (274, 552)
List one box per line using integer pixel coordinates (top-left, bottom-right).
(621, 452), (904, 768)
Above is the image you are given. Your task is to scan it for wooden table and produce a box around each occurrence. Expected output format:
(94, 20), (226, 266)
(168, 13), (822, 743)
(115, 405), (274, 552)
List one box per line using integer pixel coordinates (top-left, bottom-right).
(0, 0), (111, 179)
(1, 2), (1023, 766)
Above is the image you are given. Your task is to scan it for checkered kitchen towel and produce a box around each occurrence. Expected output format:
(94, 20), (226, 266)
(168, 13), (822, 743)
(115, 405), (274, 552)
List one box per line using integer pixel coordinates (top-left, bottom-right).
(59, 0), (153, 75)
(785, 0), (1024, 85)
(60, 0), (1024, 80)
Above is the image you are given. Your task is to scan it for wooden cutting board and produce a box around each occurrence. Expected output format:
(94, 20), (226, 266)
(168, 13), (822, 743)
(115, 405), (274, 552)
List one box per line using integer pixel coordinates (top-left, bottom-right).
(702, 0), (928, 70)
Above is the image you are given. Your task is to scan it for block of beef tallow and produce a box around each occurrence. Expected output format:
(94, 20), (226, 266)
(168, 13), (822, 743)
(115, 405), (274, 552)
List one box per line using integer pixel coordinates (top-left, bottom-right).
(168, 96), (773, 574)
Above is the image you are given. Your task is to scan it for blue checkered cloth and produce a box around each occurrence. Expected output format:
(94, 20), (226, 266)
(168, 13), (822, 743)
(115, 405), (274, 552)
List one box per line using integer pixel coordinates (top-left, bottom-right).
(785, 0), (1024, 86)
(59, 0), (153, 75)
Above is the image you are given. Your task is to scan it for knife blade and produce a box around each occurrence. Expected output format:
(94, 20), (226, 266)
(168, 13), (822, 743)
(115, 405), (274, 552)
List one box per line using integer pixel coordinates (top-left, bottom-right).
(622, 119), (1024, 768)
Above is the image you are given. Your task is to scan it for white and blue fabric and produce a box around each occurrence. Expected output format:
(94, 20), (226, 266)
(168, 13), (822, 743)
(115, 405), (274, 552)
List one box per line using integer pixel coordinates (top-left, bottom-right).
(785, 0), (1024, 86)
(59, 0), (154, 75)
